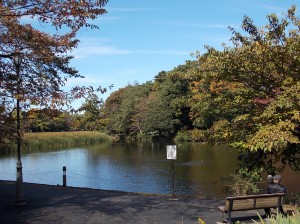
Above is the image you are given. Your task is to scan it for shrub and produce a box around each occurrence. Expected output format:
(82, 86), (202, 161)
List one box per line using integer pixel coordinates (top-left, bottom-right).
(221, 168), (262, 196)
(174, 130), (191, 142)
(190, 129), (210, 143)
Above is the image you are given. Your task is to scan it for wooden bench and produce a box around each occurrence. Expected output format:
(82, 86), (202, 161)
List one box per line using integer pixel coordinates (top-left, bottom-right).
(218, 193), (285, 223)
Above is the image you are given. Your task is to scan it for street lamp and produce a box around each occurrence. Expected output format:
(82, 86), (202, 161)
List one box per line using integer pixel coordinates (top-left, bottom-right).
(13, 51), (25, 206)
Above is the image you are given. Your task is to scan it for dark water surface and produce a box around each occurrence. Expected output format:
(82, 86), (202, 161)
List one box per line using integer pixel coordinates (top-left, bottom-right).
(0, 142), (299, 198)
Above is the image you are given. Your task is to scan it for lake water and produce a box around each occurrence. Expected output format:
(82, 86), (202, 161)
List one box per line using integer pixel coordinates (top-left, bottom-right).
(0, 142), (299, 198)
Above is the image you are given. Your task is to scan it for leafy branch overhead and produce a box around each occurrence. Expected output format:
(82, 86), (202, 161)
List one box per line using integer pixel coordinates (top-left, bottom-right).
(0, 0), (109, 107)
(0, 0), (109, 145)
(0, 0), (108, 29)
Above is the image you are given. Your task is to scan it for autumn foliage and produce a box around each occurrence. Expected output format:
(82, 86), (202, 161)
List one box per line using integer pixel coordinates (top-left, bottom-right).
(101, 6), (300, 173)
(0, 0), (108, 145)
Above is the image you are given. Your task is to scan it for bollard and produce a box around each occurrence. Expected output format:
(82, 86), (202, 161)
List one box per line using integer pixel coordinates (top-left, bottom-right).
(63, 166), (67, 187)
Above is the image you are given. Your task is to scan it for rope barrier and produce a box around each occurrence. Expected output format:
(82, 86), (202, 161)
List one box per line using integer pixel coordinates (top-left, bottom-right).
(0, 168), (167, 189)
(1, 167), (269, 194)
(68, 171), (146, 187)
(0, 171), (60, 176)
(24, 171), (60, 176)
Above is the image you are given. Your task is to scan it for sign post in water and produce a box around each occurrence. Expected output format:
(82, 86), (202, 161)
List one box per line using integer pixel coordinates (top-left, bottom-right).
(167, 145), (176, 197)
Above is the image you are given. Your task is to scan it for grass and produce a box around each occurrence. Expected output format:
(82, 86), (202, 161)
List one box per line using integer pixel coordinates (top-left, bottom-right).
(253, 211), (300, 224)
(23, 131), (113, 149)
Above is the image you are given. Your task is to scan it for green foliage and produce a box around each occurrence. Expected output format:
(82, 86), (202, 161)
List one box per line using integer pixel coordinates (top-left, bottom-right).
(174, 130), (191, 142)
(190, 129), (210, 143)
(221, 168), (262, 196)
(76, 94), (106, 131)
(28, 109), (73, 132)
(103, 83), (152, 136)
(139, 92), (176, 137)
(187, 5), (300, 172)
(102, 67), (191, 139)
(253, 212), (300, 224)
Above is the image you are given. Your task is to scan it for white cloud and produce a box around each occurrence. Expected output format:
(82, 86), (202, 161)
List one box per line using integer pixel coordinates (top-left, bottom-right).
(107, 7), (154, 12)
(72, 36), (192, 59)
(257, 4), (287, 13)
(73, 45), (129, 59)
(65, 76), (102, 87)
(65, 73), (121, 88)
(132, 49), (190, 56)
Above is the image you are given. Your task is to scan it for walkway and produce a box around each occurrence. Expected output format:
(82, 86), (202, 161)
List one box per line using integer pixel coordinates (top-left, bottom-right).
(0, 180), (264, 224)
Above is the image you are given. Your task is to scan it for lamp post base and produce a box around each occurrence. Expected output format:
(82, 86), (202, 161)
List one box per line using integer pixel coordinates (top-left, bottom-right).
(14, 199), (26, 206)
(14, 160), (25, 206)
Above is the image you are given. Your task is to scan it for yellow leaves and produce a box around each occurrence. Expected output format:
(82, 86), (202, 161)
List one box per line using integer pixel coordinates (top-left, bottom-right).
(246, 121), (300, 152)
(233, 114), (250, 122)
(292, 111), (300, 122)
(209, 80), (241, 94)
(198, 218), (205, 224)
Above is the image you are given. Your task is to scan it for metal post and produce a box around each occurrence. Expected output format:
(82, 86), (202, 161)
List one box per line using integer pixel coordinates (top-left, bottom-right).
(14, 52), (25, 206)
(63, 166), (67, 187)
(172, 159), (175, 197)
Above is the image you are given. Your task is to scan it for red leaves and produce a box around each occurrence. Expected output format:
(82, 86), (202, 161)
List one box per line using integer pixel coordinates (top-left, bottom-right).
(253, 97), (272, 105)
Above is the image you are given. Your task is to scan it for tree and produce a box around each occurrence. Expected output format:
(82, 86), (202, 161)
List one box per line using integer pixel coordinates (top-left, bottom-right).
(0, 1), (108, 30)
(139, 91), (175, 138)
(77, 94), (105, 131)
(0, 0), (109, 145)
(189, 5), (300, 172)
(102, 83), (152, 136)
(137, 68), (191, 139)
(102, 65), (192, 140)
(27, 108), (73, 132)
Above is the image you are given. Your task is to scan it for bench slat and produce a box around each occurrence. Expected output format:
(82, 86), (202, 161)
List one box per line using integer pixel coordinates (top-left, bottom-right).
(255, 197), (279, 209)
(219, 193), (285, 224)
(223, 195), (281, 211)
(226, 199), (255, 211)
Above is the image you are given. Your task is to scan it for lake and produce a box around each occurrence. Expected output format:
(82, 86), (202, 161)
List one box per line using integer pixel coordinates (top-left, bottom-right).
(0, 142), (299, 198)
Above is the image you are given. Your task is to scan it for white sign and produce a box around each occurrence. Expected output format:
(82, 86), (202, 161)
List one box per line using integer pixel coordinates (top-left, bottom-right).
(167, 145), (177, 160)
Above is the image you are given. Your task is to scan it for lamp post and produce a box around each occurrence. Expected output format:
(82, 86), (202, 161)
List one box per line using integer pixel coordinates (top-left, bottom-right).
(13, 51), (25, 206)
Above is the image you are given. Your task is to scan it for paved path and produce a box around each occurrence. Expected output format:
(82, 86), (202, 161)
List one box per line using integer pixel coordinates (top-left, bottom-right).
(0, 180), (264, 224)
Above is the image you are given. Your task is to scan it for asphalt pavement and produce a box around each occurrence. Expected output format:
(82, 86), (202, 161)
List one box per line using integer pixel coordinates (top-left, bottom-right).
(0, 180), (265, 224)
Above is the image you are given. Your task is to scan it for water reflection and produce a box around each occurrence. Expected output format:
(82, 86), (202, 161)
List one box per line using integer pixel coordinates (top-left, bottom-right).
(0, 142), (299, 197)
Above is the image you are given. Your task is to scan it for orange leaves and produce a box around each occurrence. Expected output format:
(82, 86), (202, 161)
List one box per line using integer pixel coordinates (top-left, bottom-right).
(0, 0), (108, 30)
(209, 80), (240, 94)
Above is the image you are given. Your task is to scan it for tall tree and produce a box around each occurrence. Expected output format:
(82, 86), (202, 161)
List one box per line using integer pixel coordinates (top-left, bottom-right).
(189, 5), (300, 172)
(0, 0), (108, 145)
(103, 83), (152, 136)
(77, 94), (105, 131)
(139, 91), (175, 137)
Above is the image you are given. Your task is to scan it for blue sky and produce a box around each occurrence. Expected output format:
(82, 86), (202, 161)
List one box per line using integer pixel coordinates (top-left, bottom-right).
(65, 0), (297, 108)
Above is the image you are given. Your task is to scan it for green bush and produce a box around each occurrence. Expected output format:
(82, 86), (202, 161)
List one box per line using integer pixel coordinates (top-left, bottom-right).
(190, 129), (210, 143)
(221, 168), (262, 196)
(174, 130), (191, 142)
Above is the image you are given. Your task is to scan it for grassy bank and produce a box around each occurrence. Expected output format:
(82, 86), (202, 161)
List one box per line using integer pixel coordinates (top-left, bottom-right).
(23, 131), (113, 149)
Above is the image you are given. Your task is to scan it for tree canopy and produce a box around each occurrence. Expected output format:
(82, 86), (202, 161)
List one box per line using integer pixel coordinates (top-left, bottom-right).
(0, 0), (108, 146)
(187, 5), (300, 172)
